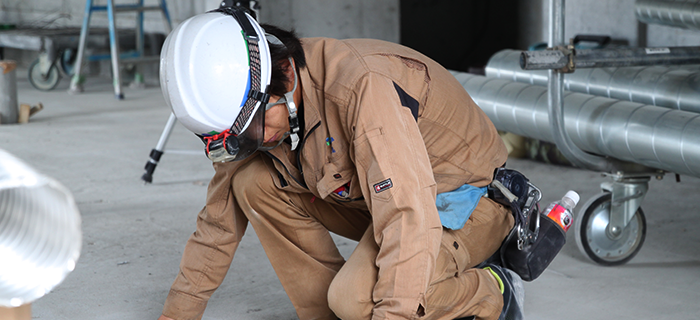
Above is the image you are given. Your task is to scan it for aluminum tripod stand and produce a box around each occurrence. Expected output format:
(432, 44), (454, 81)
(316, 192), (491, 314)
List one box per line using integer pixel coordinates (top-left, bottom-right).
(141, 112), (176, 183)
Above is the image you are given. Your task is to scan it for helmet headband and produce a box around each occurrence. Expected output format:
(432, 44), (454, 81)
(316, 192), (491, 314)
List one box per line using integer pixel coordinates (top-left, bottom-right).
(209, 5), (271, 135)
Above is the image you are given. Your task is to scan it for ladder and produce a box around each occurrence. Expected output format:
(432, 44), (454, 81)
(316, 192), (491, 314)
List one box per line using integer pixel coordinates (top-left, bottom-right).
(68, 0), (172, 99)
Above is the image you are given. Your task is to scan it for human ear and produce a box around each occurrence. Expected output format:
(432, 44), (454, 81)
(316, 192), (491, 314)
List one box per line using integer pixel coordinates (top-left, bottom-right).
(281, 59), (296, 91)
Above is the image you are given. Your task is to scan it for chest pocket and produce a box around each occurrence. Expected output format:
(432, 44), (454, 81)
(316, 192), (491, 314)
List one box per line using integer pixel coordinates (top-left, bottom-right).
(316, 136), (366, 209)
(314, 126), (362, 203)
(325, 176), (367, 210)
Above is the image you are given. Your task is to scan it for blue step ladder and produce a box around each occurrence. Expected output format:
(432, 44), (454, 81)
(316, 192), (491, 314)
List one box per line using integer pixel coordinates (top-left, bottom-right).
(68, 0), (172, 99)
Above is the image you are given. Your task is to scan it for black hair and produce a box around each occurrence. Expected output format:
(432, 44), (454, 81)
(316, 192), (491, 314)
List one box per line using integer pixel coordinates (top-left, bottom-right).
(261, 24), (306, 97)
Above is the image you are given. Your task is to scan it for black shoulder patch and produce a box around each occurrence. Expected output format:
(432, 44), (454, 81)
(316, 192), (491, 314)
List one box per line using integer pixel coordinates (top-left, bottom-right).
(393, 82), (419, 121)
(374, 178), (393, 193)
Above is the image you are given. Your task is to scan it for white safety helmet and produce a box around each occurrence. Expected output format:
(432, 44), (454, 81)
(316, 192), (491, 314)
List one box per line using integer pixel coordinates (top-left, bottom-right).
(160, 6), (272, 161)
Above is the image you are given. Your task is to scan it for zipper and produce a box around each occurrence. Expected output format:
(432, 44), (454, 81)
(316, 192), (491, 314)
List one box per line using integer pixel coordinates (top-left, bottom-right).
(297, 121), (321, 178)
(264, 151), (307, 189)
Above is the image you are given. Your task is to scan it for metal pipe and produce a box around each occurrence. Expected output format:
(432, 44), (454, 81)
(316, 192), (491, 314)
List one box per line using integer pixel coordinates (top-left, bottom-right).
(547, 0), (619, 172)
(548, 0), (564, 47)
(106, 0), (124, 100)
(522, 46), (700, 70)
(141, 113), (177, 183)
(636, 0), (700, 30)
(160, 0), (173, 32)
(452, 72), (700, 177)
(69, 0), (93, 94)
(486, 49), (700, 113)
(0, 61), (18, 124)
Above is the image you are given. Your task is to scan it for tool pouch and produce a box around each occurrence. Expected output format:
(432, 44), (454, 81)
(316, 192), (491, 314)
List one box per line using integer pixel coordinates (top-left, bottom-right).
(499, 211), (566, 281)
(487, 168), (566, 282)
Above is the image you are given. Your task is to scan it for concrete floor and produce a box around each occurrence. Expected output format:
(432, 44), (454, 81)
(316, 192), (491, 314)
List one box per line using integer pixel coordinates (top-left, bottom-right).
(2, 69), (699, 320)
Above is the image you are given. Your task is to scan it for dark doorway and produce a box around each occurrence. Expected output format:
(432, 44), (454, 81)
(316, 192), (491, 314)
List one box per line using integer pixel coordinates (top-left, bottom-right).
(400, 0), (520, 73)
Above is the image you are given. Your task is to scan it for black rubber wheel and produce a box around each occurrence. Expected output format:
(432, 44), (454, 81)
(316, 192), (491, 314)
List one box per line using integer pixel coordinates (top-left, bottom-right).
(58, 48), (76, 77)
(574, 192), (646, 266)
(28, 59), (61, 91)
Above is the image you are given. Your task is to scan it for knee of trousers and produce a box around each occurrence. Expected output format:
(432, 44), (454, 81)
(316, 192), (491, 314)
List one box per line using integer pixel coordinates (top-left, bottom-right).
(230, 159), (281, 216)
(327, 272), (373, 320)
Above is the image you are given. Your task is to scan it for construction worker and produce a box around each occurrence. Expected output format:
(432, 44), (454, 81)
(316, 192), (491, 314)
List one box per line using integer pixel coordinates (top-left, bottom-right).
(158, 5), (524, 320)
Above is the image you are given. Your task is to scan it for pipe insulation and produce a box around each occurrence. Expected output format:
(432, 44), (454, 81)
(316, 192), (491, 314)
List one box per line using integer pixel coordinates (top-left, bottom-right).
(451, 72), (700, 177)
(486, 49), (700, 113)
(636, 0), (700, 30)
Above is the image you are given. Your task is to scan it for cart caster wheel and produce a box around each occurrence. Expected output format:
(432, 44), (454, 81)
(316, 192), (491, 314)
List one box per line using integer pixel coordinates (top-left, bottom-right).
(28, 59), (60, 91)
(574, 192), (646, 266)
(58, 48), (76, 77)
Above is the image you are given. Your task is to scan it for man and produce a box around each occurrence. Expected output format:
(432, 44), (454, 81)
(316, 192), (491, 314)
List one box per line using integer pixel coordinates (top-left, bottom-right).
(158, 5), (523, 320)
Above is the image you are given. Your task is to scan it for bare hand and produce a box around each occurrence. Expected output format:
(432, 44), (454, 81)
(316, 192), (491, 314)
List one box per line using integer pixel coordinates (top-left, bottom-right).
(158, 315), (175, 320)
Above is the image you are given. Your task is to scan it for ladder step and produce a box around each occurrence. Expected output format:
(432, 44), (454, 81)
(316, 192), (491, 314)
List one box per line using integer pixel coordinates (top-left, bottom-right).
(88, 50), (139, 62)
(116, 5), (164, 12)
(90, 5), (164, 12)
(121, 56), (160, 64)
(87, 53), (159, 64)
(71, 0), (172, 97)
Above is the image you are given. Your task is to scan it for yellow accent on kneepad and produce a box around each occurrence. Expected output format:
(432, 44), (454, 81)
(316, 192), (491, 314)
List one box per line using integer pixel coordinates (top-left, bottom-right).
(484, 266), (505, 294)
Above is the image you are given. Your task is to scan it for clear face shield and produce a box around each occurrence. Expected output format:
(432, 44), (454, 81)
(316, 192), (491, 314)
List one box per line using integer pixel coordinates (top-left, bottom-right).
(204, 55), (300, 162)
(259, 58), (299, 151)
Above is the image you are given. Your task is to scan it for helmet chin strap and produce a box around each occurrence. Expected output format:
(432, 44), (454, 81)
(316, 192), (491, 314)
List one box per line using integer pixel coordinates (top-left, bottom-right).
(283, 57), (301, 150)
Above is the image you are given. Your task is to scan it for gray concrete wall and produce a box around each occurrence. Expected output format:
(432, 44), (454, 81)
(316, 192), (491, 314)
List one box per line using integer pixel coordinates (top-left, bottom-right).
(517, 0), (700, 48)
(0, 0), (398, 69)
(0, 0), (176, 31)
(2, 0), (699, 60)
(0, 0), (398, 41)
(257, 0), (399, 42)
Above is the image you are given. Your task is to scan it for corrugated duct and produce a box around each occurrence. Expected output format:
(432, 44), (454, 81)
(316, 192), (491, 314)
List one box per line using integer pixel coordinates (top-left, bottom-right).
(0, 149), (82, 307)
(485, 49), (700, 113)
(451, 72), (700, 177)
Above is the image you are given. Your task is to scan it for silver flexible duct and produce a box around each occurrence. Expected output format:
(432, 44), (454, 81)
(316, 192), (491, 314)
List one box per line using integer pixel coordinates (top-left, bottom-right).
(636, 0), (700, 30)
(451, 72), (700, 177)
(0, 149), (82, 307)
(486, 49), (700, 113)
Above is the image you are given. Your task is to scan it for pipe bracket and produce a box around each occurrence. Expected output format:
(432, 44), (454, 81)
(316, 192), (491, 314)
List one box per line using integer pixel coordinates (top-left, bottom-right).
(548, 39), (577, 73)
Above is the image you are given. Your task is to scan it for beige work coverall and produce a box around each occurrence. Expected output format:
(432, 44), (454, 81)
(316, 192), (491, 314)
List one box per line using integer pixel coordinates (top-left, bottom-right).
(162, 37), (512, 320)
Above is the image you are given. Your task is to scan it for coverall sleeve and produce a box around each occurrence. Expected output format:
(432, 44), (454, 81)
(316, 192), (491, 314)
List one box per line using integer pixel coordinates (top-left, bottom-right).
(349, 73), (443, 320)
(162, 160), (250, 320)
